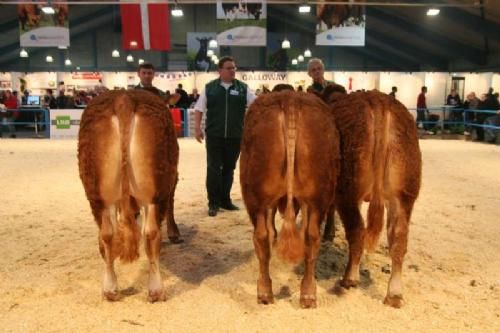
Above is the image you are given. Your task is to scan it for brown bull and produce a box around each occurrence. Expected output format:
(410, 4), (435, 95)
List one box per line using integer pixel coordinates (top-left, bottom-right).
(78, 90), (180, 302)
(240, 91), (339, 308)
(322, 86), (422, 308)
(17, 4), (41, 31)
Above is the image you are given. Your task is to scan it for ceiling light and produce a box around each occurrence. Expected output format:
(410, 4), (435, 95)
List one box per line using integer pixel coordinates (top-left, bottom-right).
(42, 6), (55, 15)
(65, 59), (72, 66)
(207, 50), (214, 57)
(112, 49), (120, 58)
(291, 59), (298, 65)
(171, 7), (183, 17)
(138, 59), (145, 64)
(304, 49), (312, 57)
(76, 66), (81, 70)
(427, 8), (440, 16)
(46, 55), (53, 63)
(127, 54), (134, 62)
(129, 40), (138, 47)
(20, 49), (28, 58)
(298, 55), (304, 62)
(282, 38), (290, 49)
(299, 5), (311, 13)
(209, 39), (218, 49)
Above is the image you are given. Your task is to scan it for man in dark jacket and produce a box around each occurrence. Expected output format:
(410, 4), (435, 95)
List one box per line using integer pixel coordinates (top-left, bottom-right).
(134, 63), (165, 97)
(194, 56), (256, 217)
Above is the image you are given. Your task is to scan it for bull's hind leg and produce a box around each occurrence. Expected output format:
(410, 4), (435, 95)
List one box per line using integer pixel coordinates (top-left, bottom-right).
(322, 205), (336, 242)
(164, 178), (182, 244)
(252, 210), (274, 304)
(144, 203), (166, 302)
(337, 202), (365, 288)
(99, 205), (120, 301)
(300, 207), (322, 308)
(384, 194), (414, 308)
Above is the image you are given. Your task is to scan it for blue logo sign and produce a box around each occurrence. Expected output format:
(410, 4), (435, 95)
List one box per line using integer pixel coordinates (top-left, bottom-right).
(326, 34), (333, 41)
(227, 34), (233, 40)
(30, 34), (37, 40)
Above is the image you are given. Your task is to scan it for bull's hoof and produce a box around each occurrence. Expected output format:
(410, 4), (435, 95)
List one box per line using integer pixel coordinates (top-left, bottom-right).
(340, 278), (359, 289)
(148, 289), (166, 303)
(257, 293), (274, 305)
(168, 236), (184, 244)
(383, 294), (404, 308)
(300, 294), (317, 309)
(103, 290), (121, 302)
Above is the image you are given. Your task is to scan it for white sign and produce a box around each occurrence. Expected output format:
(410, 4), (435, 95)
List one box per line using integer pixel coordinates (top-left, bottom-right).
(50, 109), (83, 139)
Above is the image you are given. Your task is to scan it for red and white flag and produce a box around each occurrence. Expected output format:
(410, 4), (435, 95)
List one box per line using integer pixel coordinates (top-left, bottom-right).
(120, 3), (171, 51)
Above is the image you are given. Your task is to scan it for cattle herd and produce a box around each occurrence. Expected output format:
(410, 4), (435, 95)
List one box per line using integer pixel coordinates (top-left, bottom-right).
(78, 85), (421, 309)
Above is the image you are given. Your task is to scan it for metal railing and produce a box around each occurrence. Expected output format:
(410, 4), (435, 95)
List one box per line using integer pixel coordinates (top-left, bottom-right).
(0, 108), (50, 138)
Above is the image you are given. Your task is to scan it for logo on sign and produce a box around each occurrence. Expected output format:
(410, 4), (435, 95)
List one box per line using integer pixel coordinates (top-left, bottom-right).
(227, 34), (233, 40)
(30, 34), (37, 40)
(327, 34), (334, 40)
(56, 115), (71, 129)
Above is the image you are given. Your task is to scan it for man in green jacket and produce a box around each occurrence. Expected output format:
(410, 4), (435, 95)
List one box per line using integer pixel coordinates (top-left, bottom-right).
(194, 56), (256, 217)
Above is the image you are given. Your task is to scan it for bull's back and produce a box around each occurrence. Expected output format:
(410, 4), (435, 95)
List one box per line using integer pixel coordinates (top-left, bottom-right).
(241, 92), (338, 207)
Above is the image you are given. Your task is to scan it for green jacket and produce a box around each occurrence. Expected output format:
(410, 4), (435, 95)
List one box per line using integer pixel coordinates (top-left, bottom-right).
(205, 78), (248, 138)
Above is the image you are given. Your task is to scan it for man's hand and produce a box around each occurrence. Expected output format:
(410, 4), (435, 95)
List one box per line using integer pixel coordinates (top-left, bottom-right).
(195, 127), (204, 143)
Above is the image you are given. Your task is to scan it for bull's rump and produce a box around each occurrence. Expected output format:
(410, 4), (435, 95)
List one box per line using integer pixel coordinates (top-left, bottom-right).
(240, 92), (338, 209)
(78, 90), (179, 215)
(332, 91), (421, 201)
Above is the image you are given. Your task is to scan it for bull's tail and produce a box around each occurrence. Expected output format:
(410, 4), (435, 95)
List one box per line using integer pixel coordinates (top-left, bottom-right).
(276, 101), (304, 263)
(115, 93), (141, 262)
(365, 100), (390, 252)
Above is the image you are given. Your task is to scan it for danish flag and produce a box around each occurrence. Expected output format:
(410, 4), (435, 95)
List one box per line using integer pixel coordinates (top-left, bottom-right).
(120, 3), (171, 51)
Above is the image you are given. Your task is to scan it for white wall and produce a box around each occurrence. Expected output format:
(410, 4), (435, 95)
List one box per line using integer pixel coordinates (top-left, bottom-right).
(460, 72), (494, 97)
(333, 72), (379, 92)
(492, 74), (500, 94)
(424, 72), (448, 107)
(380, 72), (425, 110)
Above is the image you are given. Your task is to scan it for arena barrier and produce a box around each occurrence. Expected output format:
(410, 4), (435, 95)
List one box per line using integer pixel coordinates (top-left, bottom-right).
(408, 107), (500, 134)
(0, 108), (50, 138)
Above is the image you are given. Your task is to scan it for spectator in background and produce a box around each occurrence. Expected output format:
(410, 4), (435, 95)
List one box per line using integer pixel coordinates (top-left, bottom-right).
(21, 90), (30, 105)
(482, 91), (500, 143)
(175, 83), (190, 109)
(188, 88), (200, 108)
(0, 90), (18, 138)
(389, 86), (397, 99)
(446, 88), (463, 123)
(43, 89), (57, 109)
(56, 89), (68, 109)
(134, 63), (166, 98)
(416, 86), (428, 130)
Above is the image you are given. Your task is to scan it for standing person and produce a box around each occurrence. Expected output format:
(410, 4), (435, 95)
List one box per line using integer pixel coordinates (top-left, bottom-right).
(307, 58), (334, 93)
(417, 86), (428, 130)
(193, 56), (256, 217)
(188, 88), (200, 107)
(389, 86), (397, 99)
(175, 83), (190, 109)
(134, 63), (166, 97)
(43, 89), (57, 109)
(0, 90), (18, 138)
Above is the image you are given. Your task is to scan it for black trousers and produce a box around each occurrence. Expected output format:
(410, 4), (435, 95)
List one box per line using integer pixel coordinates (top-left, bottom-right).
(205, 136), (241, 207)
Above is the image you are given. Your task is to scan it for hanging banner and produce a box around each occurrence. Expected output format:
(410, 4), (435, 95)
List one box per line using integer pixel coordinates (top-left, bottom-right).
(120, 3), (170, 51)
(216, 0), (266, 46)
(18, 4), (69, 47)
(187, 32), (218, 72)
(316, 2), (365, 46)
